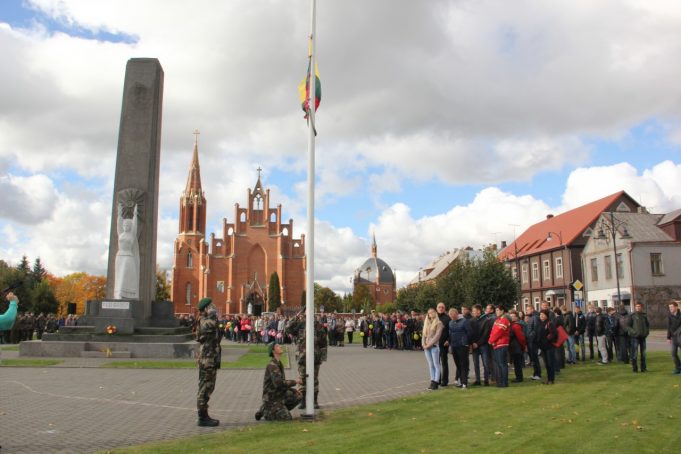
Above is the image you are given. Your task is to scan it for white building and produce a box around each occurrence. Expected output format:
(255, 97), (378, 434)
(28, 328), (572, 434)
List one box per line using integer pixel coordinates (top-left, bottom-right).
(582, 208), (681, 327)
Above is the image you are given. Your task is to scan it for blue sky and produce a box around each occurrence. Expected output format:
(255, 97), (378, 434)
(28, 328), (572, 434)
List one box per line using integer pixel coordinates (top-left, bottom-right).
(1, 0), (680, 293)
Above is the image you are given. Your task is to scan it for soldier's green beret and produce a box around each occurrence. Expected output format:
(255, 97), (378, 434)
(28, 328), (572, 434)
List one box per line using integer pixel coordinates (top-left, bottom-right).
(267, 342), (276, 357)
(198, 298), (212, 311)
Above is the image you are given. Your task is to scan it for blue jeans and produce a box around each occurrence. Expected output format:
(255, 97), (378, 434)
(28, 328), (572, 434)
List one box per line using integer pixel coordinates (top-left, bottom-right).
(472, 344), (491, 383)
(567, 334), (576, 363)
(493, 347), (509, 387)
(424, 345), (441, 382)
(630, 337), (647, 371)
(574, 334), (585, 360)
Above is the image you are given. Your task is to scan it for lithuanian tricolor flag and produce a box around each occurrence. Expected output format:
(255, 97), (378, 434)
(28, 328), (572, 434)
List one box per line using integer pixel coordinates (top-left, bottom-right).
(298, 61), (321, 119)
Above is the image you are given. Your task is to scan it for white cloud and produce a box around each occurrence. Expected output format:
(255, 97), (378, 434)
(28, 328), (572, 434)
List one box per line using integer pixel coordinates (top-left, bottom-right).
(0, 174), (59, 224)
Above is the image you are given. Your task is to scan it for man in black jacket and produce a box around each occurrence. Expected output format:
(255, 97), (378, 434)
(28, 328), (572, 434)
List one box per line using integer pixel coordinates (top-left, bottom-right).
(586, 304), (597, 360)
(436, 302), (450, 386)
(574, 306), (586, 361)
(471, 304), (492, 386)
(668, 301), (681, 375)
(525, 305), (542, 380)
(616, 304), (631, 363)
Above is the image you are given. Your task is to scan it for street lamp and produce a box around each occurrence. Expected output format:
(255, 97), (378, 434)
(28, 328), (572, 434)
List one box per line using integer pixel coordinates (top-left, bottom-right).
(546, 231), (569, 308)
(596, 212), (631, 308)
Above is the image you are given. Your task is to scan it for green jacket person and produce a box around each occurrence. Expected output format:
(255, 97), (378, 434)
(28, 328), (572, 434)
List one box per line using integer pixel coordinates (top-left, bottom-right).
(255, 342), (302, 421)
(196, 297), (221, 427)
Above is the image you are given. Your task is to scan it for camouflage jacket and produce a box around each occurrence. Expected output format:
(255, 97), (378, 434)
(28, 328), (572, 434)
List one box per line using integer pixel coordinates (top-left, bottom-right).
(287, 319), (328, 365)
(197, 315), (221, 369)
(262, 357), (296, 403)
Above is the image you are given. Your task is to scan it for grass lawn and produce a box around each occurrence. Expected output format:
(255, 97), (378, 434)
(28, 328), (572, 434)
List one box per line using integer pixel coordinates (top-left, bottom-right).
(108, 352), (680, 454)
(0, 358), (63, 367)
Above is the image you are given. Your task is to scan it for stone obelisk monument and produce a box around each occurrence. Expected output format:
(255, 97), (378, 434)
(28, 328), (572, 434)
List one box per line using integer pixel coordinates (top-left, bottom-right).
(105, 58), (163, 320)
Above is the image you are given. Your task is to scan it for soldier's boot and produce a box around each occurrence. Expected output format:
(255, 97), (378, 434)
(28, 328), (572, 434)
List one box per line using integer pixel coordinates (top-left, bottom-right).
(197, 408), (220, 427)
(314, 391), (320, 409)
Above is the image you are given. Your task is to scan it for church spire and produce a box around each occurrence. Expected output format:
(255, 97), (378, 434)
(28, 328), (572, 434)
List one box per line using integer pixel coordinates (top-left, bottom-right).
(371, 232), (377, 258)
(184, 129), (203, 195)
(179, 130), (206, 235)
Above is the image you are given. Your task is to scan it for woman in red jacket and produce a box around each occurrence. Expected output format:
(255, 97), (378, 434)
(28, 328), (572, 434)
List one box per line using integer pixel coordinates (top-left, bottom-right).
(488, 306), (511, 387)
(509, 310), (527, 383)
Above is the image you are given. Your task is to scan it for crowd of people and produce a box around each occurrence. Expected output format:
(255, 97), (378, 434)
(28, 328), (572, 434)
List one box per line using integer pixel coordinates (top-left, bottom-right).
(418, 299), (669, 391)
(0, 312), (64, 343)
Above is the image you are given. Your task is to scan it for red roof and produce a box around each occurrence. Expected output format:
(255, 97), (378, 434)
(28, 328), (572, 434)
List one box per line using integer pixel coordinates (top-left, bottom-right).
(499, 191), (636, 260)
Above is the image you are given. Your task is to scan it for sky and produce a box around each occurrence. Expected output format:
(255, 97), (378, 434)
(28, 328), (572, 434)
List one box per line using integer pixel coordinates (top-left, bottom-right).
(1, 0), (680, 295)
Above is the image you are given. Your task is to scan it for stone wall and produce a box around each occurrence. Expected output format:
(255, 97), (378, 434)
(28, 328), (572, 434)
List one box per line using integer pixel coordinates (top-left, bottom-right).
(634, 285), (681, 329)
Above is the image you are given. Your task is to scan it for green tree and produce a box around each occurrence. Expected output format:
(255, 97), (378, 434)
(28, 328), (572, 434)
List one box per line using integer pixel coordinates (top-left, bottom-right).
(414, 283), (440, 312)
(32, 257), (47, 284)
(470, 250), (520, 309)
(268, 272), (281, 311)
(314, 283), (342, 313)
(395, 285), (420, 312)
(436, 259), (474, 309)
(155, 267), (171, 301)
(352, 284), (374, 313)
(30, 280), (59, 314)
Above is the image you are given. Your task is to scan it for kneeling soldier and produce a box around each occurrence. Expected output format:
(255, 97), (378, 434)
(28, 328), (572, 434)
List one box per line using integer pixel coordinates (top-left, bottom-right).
(256, 342), (302, 421)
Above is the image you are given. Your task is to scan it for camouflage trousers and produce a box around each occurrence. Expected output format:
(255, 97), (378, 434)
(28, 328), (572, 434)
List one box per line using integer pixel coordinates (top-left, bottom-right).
(297, 361), (320, 397)
(197, 366), (217, 410)
(262, 389), (302, 421)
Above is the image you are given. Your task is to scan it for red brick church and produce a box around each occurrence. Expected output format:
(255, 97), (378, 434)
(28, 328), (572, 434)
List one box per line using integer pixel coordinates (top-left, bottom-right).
(171, 136), (306, 315)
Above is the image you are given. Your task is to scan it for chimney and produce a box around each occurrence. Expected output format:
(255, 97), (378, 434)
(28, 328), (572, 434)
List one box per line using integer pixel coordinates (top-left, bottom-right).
(501, 240), (507, 249)
(546, 214), (554, 219)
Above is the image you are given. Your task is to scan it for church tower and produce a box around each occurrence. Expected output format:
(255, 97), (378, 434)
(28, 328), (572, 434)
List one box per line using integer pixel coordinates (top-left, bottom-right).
(171, 131), (207, 311)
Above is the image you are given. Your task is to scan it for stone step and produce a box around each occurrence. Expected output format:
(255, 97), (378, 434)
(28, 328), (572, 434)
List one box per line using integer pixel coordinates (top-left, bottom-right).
(81, 350), (132, 358)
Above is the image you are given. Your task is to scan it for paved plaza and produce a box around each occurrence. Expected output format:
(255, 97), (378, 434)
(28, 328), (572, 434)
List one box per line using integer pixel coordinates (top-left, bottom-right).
(0, 331), (671, 453)
(0, 341), (428, 453)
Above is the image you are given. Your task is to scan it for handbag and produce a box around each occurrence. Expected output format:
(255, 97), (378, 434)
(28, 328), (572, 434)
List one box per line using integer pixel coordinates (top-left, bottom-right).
(552, 324), (569, 347)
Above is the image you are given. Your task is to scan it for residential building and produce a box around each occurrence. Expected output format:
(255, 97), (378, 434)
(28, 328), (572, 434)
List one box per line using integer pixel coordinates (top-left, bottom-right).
(407, 247), (483, 287)
(498, 191), (640, 310)
(582, 208), (681, 327)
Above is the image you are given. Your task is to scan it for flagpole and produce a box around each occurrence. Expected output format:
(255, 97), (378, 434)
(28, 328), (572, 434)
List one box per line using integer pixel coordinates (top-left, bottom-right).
(304, 0), (317, 418)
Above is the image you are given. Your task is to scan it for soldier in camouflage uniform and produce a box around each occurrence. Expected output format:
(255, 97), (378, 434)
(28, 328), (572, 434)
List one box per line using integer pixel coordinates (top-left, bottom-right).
(287, 315), (328, 410)
(255, 342), (302, 421)
(196, 297), (222, 427)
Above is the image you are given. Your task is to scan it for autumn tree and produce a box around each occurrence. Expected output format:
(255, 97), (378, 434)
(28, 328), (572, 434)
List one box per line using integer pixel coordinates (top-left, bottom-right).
(313, 283), (342, 313)
(155, 267), (171, 301)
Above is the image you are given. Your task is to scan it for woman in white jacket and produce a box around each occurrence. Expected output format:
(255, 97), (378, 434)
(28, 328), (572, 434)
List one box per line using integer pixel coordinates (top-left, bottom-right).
(422, 308), (444, 390)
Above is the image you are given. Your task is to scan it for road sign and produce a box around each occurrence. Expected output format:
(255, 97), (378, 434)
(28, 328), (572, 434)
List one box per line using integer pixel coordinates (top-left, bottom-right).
(572, 280), (583, 291)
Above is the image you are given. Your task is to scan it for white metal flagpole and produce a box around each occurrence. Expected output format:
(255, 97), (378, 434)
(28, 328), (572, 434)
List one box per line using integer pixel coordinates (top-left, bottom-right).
(304, 0), (317, 418)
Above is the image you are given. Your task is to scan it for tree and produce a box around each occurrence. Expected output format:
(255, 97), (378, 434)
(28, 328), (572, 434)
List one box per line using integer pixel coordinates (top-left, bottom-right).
(268, 272), (281, 311)
(48, 272), (107, 316)
(155, 267), (171, 301)
(436, 259), (474, 308)
(352, 284), (374, 313)
(30, 280), (58, 314)
(32, 257), (47, 284)
(314, 283), (342, 313)
(470, 250), (520, 309)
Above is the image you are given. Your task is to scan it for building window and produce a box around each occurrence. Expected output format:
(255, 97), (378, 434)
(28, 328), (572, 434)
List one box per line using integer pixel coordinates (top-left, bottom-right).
(616, 253), (624, 279)
(555, 257), (563, 278)
(186, 251), (193, 268)
(532, 262), (539, 281)
(217, 281), (225, 293)
(512, 266), (518, 280)
(543, 260), (551, 280)
(590, 258), (598, 282)
(650, 253), (664, 276)
(604, 255), (613, 280)
(522, 264), (528, 284)
(185, 283), (192, 306)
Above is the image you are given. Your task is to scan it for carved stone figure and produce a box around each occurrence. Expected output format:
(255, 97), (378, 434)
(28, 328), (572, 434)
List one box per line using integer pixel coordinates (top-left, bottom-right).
(114, 202), (140, 299)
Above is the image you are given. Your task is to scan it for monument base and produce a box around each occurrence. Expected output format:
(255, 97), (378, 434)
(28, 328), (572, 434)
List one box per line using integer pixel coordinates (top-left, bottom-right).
(79, 299), (179, 334)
